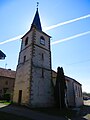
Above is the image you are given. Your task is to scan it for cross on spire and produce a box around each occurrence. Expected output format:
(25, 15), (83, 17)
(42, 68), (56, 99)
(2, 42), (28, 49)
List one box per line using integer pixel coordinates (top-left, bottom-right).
(31, 2), (42, 31)
(37, 2), (39, 9)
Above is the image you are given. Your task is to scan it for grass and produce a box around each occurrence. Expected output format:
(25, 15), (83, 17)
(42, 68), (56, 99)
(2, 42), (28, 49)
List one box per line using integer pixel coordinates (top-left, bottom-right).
(0, 111), (32, 120)
(0, 100), (11, 105)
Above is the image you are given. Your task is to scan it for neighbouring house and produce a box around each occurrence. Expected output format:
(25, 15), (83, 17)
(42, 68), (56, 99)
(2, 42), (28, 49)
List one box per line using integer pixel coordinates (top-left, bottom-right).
(0, 50), (6, 60)
(0, 68), (15, 101)
(52, 70), (83, 107)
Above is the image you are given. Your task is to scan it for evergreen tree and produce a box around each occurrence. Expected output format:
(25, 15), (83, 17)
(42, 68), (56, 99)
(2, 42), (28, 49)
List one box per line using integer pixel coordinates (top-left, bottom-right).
(54, 67), (67, 109)
(60, 67), (67, 108)
(54, 67), (61, 108)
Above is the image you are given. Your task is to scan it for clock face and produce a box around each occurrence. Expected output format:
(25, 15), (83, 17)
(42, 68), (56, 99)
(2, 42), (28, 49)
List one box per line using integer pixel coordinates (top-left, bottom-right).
(40, 37), (45, 45)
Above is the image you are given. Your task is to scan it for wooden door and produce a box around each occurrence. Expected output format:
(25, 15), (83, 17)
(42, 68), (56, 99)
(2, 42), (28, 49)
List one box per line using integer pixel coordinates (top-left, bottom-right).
(18, 90), (22, 104)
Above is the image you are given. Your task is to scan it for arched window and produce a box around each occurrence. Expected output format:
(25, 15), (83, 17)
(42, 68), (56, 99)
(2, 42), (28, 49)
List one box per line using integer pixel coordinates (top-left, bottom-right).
(40, 36), (45, 45)
(25, 37), (28, 46)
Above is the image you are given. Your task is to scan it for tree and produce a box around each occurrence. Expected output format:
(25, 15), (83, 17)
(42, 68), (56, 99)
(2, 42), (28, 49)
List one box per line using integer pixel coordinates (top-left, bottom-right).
(60, 67), (67, 108)
(54, 67), (61, 108)
(54, 67), (67, 109)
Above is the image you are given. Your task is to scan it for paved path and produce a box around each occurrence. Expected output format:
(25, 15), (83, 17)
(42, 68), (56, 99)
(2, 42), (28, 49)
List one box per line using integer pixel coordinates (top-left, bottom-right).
(84, 100), (90, 106)
(0, 104), (67, 120)
(72, 100), (90, 120)
(0, 103), (8, 108)
(1, 101), (90, 120)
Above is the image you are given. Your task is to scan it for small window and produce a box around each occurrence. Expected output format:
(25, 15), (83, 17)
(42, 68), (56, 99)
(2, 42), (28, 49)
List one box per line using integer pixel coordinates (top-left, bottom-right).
(42, 53), (44, 60)
(25, 37), (28, 46)
(80, 89), (82, 97)
(75, 85), (77, 91)
(5, 81), (8, 85)
(40, 36), (45, 45)
(42, 68), (44, 78)
(79, 87), (82, 97)
(24, 55), (26, 62)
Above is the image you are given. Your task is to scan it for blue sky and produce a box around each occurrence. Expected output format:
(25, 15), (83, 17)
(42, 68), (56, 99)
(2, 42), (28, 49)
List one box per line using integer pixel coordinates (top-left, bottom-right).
(0, 0), (90, 92)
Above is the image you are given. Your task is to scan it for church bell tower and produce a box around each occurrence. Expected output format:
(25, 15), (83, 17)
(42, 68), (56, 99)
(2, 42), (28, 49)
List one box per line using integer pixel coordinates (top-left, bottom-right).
(13, 7), (54, 107)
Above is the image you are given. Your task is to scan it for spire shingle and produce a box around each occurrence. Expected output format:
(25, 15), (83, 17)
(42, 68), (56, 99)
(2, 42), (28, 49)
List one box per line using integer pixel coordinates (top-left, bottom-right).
(31, 8), (42, 31)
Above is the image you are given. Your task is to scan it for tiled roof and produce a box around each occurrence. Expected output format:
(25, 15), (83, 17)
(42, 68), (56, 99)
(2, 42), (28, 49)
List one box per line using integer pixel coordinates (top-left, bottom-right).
(65, 76), (81, 85)
(52, 70), (81, 85)
(0, 68), (16, 79)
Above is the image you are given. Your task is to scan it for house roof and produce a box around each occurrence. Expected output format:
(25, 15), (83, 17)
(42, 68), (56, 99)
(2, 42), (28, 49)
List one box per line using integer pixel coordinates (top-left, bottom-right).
(0, 68), (15, 79)
(65, 76), (82, 85)
(0, 50), (6, 59)
(52, 70), (82, 86)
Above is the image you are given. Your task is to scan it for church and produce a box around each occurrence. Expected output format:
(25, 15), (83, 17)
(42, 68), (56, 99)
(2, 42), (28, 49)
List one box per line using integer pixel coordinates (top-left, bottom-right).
(13, 7), (83, 107)
(13, 7), (54, 107)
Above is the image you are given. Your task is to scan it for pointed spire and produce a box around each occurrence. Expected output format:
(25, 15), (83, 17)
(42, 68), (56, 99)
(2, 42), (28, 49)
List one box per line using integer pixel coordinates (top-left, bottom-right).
(31, 3), (42, 31)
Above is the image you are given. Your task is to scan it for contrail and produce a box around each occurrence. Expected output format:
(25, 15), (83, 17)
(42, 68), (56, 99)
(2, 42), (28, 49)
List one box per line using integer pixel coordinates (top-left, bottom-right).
(0, 14), (90, 45)
(0, 31), (90, 45)
(51, 31), (90, 45)
(0, 35), (23, 45)
(44, 14), (90, 31)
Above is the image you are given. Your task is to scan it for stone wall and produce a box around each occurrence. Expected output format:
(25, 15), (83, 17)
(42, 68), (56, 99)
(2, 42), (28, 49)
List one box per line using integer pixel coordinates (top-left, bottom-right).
(13, 27), (54, 107)
(0, 68), (15, 100)
(13, 61), (31, 104)
(52, 70), (83, 107)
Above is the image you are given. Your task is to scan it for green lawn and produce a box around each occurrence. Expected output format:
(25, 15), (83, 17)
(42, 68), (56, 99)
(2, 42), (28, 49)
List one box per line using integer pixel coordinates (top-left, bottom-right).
(0, 111), (32, 120)
(0, 100), (11, 105)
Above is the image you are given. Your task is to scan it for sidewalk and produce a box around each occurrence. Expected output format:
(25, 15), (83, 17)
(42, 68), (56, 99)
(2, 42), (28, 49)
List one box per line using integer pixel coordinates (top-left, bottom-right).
(0, 104), (67, 120)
